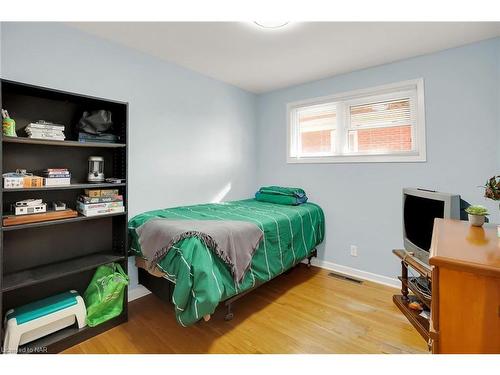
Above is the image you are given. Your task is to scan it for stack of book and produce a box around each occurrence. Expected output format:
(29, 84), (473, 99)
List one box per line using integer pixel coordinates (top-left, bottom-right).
(77, 189), (124, 217)
(78, 132), (119, 144)
(26, 121), (66, 141)
(42, 168), (71, 186)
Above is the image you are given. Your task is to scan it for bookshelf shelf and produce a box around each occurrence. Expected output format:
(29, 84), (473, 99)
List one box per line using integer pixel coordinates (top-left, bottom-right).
(3, 136), (126, 148)
(19, 313), (127, 354)
(3, 182), (126, 193)
(2, 211), (127, 231)
(0, 79), (129, 354)
(2, 252), (125, 292)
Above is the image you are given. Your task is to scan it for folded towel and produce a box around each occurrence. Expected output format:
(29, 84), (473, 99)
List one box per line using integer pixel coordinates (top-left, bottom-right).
(255, 192), (308, 206)
(258, 186), (306, 198)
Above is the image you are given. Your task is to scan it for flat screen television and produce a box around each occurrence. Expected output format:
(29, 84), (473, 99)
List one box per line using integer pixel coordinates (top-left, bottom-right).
(403, 188), (460, 264)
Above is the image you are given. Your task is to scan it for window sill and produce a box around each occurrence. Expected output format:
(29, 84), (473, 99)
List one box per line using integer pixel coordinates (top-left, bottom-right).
(287, 152), (426, 164)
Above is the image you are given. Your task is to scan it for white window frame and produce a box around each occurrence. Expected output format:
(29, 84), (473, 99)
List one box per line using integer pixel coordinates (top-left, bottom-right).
(287, 79), (426, 163)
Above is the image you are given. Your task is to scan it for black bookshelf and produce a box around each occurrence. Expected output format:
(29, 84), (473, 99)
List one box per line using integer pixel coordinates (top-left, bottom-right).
(0, 79), (129, 353)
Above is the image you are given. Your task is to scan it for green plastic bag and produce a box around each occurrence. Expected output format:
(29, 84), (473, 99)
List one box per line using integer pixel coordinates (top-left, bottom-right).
(84, 263), (129, 327)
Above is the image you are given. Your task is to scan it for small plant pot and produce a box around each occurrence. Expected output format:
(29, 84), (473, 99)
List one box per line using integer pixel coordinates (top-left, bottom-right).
(468, 214), (485, 227)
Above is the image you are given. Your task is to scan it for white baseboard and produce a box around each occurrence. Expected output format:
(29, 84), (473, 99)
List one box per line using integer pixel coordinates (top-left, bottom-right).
(128, 284), (151, 302)
(304, 258), (400, 289)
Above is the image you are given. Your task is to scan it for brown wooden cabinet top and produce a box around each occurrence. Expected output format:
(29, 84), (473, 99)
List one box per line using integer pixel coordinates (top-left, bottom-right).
(429, 218), (500, 277)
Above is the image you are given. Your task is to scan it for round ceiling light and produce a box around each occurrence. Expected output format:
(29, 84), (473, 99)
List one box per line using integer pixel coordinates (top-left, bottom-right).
(253, 21), (289, 29)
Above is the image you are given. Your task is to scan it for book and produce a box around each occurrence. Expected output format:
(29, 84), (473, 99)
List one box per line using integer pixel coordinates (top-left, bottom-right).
(78, 132), (118, 142)
(84, 189), (119, 198)
(77, 205), (125, 217)
(77, 201), (123, 212)
(43, 173), (71, 178)
(42, 169), (70, 179)
(27, 122), (65, 131)
(27, 132), (65, 139)
(43, 170), (70, 176)
(26, 123), (66, 140)
(45, 168), (69, 173)
(27, 135), (65, 141)
(78, 195), (123, 204)
(100, 189), (119, 197)
(22, 175), (44, 188)
(26, 128), (65, 134)
(78, 138), (118, 144)
(44, 177), (71, 186)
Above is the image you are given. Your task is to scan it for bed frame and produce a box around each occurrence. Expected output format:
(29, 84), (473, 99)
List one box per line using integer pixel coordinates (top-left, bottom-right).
(138, 248), (318, 321)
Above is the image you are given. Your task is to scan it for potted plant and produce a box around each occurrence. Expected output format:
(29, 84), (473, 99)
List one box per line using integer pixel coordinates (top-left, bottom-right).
(483, 175), (500, 202)
(482, 175), (500, 236)
(465, 205), (489, 227)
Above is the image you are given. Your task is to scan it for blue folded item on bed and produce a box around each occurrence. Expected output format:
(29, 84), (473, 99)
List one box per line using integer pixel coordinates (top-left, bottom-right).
(255, 191), (308, 205)
(257, 186), (307, 198)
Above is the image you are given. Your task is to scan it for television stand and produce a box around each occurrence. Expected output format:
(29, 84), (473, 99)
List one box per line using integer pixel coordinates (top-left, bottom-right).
(392, 249), (432, 347)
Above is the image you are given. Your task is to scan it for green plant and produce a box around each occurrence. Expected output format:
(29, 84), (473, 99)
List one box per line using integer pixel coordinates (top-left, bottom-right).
(483, 175), (500, 201)
(465, 205), (489, 216)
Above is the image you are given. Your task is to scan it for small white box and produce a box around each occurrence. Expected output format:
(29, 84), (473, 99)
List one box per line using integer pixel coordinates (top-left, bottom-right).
(14, 203), (47, 216)
(3, 173), (24, 189)
(52, 201), (67, 211)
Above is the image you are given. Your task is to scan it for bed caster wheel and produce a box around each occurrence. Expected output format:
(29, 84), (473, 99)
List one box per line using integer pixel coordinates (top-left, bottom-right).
(224, 312), (234, 321)
(307, 262), (312, 268)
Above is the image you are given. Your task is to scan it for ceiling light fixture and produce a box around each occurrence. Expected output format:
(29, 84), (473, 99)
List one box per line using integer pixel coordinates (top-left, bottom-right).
(253, 21), (289, 29)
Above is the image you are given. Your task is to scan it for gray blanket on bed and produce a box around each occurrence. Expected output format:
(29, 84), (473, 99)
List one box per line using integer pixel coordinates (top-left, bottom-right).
(135, 219), (263, 283)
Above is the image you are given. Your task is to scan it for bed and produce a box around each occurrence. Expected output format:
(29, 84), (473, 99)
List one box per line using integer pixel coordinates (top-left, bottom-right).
(128, 198), (325, 326)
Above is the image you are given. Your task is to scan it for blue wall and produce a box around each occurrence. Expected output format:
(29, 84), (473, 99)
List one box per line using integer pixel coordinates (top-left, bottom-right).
(256, 38), (500, 279)
(1, 22), (258, 292)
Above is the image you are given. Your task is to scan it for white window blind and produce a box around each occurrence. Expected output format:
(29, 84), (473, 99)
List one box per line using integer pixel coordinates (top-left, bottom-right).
(346, 95), (415, 154)
(349, 98), (411, 129)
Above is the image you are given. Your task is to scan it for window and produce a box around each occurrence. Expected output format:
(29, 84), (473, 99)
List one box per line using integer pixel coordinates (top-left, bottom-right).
(287, 79), (425, 163)
(293, 103), (337, 156)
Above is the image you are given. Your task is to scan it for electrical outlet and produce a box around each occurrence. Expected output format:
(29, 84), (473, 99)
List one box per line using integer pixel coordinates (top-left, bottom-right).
(350, 245), (358, 257)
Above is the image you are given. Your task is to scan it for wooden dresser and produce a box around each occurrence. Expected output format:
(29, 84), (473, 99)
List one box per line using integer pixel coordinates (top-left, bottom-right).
(429, 219), (500, 354)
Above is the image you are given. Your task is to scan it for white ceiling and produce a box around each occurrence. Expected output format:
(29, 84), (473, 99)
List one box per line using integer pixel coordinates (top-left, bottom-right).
(68, 22), (500, 93)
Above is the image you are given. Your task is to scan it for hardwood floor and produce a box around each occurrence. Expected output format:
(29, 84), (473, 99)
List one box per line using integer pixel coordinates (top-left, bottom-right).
(64, 265), (428, 354)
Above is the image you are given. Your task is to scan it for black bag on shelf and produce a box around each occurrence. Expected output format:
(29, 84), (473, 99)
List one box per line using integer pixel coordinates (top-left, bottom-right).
(77, 110), (113, 135)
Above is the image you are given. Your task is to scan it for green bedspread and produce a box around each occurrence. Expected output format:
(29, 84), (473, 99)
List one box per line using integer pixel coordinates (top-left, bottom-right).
(128, 199), (325, 326)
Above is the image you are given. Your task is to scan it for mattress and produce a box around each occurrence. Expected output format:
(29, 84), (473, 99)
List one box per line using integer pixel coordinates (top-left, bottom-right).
(128, 199), (325, 326)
